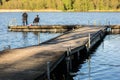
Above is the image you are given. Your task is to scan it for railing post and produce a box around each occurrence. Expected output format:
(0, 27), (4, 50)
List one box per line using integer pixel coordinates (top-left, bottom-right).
(88, 33), (91, 49)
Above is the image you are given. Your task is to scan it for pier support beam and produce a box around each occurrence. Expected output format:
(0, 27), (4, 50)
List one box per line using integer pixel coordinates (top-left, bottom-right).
(38, 32), (40, 45)
(66, 48), (70, 73)
(66, 47), (72, 74)
(77, 51), (80, 60)
(47, 61), (51, 80)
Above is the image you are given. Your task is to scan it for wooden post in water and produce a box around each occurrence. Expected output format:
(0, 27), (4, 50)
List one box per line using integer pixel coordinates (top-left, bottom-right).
(69, 47), (72, 72)
(77, 51), (80, 60)
(108, 21), (112, 33)
(65, 47), (73, 74)
(47, 61), (50, 80)
(66, 48), (70, 73)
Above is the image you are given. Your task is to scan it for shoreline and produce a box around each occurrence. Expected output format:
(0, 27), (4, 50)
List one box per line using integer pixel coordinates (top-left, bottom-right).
(0, 9), (120, 12)
(0, 9), (63, 12)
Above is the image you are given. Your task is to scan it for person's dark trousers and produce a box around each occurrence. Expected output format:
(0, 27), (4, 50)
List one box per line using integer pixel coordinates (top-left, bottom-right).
(23, 20), (28, 26)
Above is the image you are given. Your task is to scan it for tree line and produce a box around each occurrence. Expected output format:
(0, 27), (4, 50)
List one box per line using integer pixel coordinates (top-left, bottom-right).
(0, 0), (9, 5)
(0, 0), (120, 11)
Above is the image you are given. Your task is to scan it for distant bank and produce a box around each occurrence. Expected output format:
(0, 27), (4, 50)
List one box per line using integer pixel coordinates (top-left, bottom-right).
(0, 9), (120, 12)
(0, 9), (62, 12)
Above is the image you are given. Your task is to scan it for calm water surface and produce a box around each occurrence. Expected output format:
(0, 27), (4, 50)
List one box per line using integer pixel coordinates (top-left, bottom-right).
(73, 34), (120, 80)
(0, 12), (120, 51)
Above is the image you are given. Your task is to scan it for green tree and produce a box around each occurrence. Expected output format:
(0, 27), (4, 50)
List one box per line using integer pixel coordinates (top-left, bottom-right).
(0, 0), (3, 5)
(73, 0), (81, 11)
(53, 0), (64, 10)
(0, 0), (120, 11)
(62, 0), (73, 10)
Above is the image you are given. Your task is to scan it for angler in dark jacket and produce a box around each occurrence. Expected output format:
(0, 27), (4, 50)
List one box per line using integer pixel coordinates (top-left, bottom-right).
(22, 12), (28, 25)
(33, 15), (40, 25)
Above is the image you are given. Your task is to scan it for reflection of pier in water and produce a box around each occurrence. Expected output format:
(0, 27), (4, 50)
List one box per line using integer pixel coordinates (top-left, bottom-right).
(22, 32), (44, 46)
(21, 32), (61, 47)
(22, 32), (28, 47)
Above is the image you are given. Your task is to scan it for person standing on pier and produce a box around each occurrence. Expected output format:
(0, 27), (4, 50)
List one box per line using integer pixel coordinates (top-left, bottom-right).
(22, 12), (28, 26)
(33, 15), (40, 26)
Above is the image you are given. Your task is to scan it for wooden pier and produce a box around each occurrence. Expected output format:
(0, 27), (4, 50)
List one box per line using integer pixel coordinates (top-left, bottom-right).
(8, 25), (80, 33)
(0, 26), (107, 80)
(109, 25), (120, 34)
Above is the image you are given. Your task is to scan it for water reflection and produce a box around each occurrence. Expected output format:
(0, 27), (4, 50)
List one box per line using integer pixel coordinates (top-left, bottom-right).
(75, 57), (92, 80)
(74, 34), (120, 80)
(21, 32), (60, 47)
(0, 31), (60, 51)
(88, 57), (91, 80)
(73, 57), (92, 80)
(22, 32), (29, 47)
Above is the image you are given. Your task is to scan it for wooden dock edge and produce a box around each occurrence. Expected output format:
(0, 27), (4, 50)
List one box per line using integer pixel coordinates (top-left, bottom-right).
(8, 25), (82, 33)
(36, 27), (107, 80)
(106, 25), (120, 34)
(8, 25), (107, 33)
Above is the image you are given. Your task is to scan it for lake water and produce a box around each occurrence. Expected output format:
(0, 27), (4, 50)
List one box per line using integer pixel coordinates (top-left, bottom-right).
(0, 12), (120, 79)
(0, 12), (120, 51)
(73, 34), (120, 80)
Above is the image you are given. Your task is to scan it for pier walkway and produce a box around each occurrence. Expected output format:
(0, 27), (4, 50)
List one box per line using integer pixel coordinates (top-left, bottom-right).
(0, 26), (106, 80)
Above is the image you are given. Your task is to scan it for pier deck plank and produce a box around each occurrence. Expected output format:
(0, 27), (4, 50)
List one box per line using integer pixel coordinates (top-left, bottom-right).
(0, 26), (105, 80)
